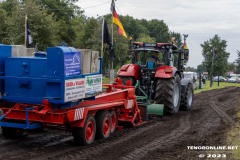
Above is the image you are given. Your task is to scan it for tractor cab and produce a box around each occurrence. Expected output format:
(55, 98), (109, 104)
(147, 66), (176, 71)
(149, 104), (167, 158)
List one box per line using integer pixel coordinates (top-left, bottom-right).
(131, 42), (178, 69)
(118, 42), (180, 100)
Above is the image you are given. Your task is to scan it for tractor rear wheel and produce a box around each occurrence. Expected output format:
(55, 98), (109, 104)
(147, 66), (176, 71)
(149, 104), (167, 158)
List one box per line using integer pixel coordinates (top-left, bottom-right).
(118, 76), (136, 86)
(181, 83), (194, 110)
(95, 111), (112, 139)
(155, 75), (181, 114)
(72, 114), (96, 145)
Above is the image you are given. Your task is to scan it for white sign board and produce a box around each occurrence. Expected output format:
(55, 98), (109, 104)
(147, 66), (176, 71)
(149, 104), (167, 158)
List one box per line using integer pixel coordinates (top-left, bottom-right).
(64, 78), (85, 102)
(85, 74), (102, 93)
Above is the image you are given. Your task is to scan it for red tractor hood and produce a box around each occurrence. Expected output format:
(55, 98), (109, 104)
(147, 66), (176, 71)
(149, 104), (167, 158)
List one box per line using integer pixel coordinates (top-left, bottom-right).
(118, 64), (140, 80)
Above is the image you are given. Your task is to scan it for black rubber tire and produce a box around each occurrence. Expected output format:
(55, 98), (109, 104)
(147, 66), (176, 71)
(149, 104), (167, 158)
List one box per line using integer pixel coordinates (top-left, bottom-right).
(72, 114), (96, 146)
(181, 83), (194, 111)
(110, 111), (117, 133)
(155, 75), (181, 114)
(95, 111), (112, 139)
(1, 127), (23, 138)
(118, 76), (136, 86)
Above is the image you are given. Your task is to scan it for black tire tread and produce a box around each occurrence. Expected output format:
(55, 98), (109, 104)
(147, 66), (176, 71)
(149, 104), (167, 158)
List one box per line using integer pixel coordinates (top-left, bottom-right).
(95, 111), (111, 139)
(181, 83), (194, 111)
(155, 75), (181, 114)
(110, 111), (117, 133)
(73, 115), (96, 146)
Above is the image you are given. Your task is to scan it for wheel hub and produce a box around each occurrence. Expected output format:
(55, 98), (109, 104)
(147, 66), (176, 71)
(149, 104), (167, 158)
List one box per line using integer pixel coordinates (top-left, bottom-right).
(86, 121), (94, 141)
(103, 117), (110, 135)
(187, 89), (193, 106)
(173, 83), (180, 108)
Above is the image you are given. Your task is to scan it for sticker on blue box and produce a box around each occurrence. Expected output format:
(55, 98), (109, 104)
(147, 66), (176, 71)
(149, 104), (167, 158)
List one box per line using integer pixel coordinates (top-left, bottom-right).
(64, 51), (81, 76)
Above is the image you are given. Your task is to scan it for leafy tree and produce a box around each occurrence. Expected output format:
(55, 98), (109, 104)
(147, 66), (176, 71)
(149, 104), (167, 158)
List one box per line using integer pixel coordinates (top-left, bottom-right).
(197, 63), (206, 73)
(82, 17), (99, 48)
(35, 0), (85, 45)
(145, 19), (170, 42)
(0, 0), (187, 71)
(201, 35), (229, 77)
(236, 51), (240, 74)
(227, 62), (236, 73)
(136, 33), (155, 42)
(2, 0), (60, 49)
(185, 66), (197, 72)
(0, 8), (8, 43)
(70, 15), (86, 48)
(0, 0), (18, 16)
(120, 15), (148, 40)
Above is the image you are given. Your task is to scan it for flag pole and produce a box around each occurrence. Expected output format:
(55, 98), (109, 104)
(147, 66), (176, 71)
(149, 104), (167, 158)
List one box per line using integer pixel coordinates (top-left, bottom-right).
(111, 0), (114, 70)
(110, 0), (115, 84)
(101, 19), (104, 58)
(25, 15), (27, 47)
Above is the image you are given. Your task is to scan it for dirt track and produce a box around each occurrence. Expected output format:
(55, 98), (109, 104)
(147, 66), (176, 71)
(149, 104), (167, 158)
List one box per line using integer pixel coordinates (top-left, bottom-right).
(0, 86), (240, 160)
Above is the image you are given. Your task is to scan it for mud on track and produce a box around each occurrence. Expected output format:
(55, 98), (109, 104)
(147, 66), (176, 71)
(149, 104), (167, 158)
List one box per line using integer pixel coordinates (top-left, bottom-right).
(0, 86), (240, 160)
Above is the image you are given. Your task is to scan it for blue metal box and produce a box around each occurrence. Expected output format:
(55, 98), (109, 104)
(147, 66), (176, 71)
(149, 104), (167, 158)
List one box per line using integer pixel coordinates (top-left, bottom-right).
(2, 46), (83, 105)
(0, 45), (12, 92)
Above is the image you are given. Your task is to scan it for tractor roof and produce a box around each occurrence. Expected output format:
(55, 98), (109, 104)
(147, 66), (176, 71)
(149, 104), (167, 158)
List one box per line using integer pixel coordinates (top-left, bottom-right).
(133, 48), (160, 52)
(132, 42), (178, 51)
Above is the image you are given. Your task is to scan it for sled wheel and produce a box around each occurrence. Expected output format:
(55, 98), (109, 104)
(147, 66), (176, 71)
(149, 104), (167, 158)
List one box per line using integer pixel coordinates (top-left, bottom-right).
(110, 111), (117, 133)
(73, 114), (96, 145)
(96, 111), (111, 139)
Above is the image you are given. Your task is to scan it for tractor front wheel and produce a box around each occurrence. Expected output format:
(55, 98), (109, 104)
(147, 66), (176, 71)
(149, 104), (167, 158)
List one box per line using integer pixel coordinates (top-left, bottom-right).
(181, 83), (194, 111)
(155, 75), (181, 114)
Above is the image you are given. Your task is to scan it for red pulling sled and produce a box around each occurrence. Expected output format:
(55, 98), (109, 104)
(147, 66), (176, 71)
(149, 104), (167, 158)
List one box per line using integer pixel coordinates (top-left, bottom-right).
(0, 84), (143, 145)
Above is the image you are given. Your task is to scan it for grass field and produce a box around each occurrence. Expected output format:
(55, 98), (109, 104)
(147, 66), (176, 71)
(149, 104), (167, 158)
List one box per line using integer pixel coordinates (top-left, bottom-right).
(194, 80), (240, 94)
(102, 77), (110, 84)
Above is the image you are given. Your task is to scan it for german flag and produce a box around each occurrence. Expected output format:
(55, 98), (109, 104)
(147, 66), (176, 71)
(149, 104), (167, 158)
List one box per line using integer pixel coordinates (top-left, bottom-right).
(112, 1), (127, 38)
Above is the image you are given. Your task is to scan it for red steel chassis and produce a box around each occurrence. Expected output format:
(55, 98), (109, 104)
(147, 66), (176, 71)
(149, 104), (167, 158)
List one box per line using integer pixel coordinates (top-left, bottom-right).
(0, 84), (143, 130)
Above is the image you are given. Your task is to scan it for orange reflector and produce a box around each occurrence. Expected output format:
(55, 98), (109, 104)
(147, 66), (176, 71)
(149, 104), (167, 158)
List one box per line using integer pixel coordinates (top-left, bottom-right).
(184, 43), (188, 49)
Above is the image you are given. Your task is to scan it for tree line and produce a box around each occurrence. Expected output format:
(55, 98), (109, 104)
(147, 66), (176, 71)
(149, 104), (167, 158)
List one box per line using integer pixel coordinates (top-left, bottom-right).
(0, 0), (238, 75)
(0, 0), (183, 71)
(196, 35), (240, 76)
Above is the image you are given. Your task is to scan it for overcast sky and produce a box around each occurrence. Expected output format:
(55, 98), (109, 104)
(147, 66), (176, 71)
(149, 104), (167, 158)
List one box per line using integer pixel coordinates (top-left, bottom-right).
(76, 0), (240, 68)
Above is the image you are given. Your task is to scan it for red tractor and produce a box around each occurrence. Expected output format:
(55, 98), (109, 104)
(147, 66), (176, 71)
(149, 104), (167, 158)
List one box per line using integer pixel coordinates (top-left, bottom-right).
(118, 35), (193, 114)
